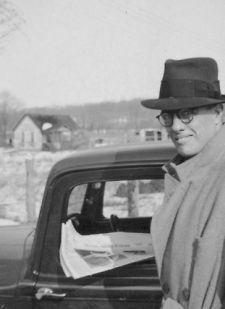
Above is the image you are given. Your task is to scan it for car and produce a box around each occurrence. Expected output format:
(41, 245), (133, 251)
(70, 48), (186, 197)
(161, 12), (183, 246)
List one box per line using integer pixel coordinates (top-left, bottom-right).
(0, 142), (175, 309)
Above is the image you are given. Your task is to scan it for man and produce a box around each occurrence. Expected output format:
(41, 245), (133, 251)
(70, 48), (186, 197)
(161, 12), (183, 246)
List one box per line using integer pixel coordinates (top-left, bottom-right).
(141, 57), (225, 309)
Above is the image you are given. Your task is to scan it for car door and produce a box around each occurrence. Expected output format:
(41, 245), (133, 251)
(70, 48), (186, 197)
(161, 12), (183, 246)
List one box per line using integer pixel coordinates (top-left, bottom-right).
(0, 222), (36, 309)
(31, 165), (164, 309)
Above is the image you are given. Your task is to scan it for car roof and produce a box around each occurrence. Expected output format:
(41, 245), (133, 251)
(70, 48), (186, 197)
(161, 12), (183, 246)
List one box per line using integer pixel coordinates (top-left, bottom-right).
(47, 142), (176, 184)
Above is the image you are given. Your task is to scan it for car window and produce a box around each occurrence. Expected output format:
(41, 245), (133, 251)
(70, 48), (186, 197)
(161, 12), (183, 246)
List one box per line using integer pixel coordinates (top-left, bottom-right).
(103, 179), (164, 218)
(67, 178), (164, 219)
(62, 177), (164, 281)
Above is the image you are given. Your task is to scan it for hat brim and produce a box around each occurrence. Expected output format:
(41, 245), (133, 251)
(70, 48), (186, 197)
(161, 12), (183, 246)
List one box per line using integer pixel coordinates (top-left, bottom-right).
(141, 97), (225, 110)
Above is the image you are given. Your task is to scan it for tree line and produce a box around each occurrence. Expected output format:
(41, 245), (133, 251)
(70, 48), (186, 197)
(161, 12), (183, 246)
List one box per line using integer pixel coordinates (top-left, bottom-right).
(0, 91), (160, 146)
(26, 99), (160, 131)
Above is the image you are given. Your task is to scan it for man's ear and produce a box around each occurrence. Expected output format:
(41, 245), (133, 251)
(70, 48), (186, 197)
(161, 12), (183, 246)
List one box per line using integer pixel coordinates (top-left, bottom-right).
(215, 103), (223, 115)
(214, 104), (223, 125)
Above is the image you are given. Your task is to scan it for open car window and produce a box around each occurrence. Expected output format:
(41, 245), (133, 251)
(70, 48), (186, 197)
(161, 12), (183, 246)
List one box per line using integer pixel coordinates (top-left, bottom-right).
(103, 179), (164, 218)
(67, 179), (164, 220)
(62, 177), (164, 279)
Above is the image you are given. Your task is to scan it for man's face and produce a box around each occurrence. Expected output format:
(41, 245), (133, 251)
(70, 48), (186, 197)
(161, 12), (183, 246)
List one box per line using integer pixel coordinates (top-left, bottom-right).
(165, 106), (222, 157)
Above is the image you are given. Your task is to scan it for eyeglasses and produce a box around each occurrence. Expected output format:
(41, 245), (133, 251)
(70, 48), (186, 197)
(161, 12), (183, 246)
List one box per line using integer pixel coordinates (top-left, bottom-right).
(156, 108), (195, 127)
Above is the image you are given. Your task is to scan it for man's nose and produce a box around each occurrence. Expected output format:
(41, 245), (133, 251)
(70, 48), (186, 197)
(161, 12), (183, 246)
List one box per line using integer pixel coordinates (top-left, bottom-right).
(171, 114), (185, 131)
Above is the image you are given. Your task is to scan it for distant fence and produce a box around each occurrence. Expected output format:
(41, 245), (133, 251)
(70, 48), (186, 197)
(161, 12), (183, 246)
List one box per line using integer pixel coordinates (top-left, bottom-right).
(0, 150), (73, 224)
(26, 159), (36, 222)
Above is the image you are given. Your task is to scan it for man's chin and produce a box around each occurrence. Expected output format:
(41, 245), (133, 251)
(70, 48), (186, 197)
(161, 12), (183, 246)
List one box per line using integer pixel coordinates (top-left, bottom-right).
(172, 139), (193, 157)
(176, 145), (199, 158)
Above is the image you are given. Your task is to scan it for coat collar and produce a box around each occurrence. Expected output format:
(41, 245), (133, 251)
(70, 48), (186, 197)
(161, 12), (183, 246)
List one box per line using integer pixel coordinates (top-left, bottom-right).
(164, 124), (225, 181)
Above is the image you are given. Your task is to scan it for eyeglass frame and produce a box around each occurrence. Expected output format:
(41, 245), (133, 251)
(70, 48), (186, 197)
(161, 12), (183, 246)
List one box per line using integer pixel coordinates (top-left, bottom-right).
(156, 108), (199, 128)
(156, 104), (221, 128)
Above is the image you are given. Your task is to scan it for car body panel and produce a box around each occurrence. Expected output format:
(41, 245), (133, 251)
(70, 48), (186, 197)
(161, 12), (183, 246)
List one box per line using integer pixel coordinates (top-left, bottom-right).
(47, 143), (175, 184)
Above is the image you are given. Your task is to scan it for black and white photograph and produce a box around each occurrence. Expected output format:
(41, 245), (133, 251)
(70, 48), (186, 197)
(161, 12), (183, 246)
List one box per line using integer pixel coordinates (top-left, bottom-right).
(0, 1), (225, 308)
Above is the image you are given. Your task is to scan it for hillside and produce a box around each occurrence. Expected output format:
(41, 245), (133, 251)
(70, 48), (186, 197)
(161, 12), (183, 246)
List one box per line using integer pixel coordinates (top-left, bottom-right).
(23, 99), (160, 130)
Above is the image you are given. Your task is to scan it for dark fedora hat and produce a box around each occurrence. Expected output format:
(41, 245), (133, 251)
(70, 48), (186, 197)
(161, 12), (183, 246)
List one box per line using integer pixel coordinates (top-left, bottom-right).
(141, 57), (225, 110)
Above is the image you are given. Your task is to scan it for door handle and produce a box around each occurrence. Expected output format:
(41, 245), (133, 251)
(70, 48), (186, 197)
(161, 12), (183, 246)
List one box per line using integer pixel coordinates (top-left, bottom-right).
(35, 287), (66, 300)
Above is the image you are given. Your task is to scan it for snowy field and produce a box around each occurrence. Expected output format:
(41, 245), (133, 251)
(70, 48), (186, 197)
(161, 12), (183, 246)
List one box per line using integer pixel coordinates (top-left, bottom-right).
(0, 148), (77, 224)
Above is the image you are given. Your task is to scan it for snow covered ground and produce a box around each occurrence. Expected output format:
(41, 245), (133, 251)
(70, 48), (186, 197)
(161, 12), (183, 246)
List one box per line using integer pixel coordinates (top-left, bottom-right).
(0, 218), (19, 226)
(0, 148), (77, 224)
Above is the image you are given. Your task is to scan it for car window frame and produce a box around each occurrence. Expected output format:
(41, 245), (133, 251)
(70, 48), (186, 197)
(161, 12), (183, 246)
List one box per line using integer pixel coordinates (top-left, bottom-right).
(36, 164), (164, 279)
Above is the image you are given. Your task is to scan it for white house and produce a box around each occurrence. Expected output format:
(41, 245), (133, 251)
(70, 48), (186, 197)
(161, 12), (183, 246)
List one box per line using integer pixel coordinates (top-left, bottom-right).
(139, 128), (169, 142)
(13, 114), (78, 150)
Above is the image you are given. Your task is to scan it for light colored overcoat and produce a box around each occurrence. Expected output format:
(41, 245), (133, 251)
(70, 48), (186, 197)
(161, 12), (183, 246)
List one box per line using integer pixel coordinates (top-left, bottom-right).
(152, 125), (225, 309)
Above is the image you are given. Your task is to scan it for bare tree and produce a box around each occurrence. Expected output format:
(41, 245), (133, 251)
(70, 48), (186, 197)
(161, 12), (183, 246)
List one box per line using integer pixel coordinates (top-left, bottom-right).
(0, 91), (23, 144)
(0, 0), (25, 51)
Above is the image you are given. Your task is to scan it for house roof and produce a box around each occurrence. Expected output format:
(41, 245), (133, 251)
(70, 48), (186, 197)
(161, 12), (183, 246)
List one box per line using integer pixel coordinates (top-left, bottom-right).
(13, 113), (78, 132)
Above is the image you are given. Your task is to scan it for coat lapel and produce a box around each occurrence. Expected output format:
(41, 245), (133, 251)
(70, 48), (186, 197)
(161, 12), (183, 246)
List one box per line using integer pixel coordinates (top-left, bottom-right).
(151, 177), (190, 275)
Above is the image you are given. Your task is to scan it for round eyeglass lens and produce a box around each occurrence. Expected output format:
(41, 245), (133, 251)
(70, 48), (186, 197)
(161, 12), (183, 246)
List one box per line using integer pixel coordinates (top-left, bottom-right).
(179, 109), (193, 123)
(160, 113), (173, 126)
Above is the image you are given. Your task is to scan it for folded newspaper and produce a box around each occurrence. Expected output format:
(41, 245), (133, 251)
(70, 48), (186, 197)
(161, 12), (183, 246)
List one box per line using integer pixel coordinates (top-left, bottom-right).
(60, 220), (154, 279)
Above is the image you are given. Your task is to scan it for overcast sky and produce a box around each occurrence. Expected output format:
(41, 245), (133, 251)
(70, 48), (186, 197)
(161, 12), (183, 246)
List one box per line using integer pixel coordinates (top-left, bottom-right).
(0, 0), (225, 107)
